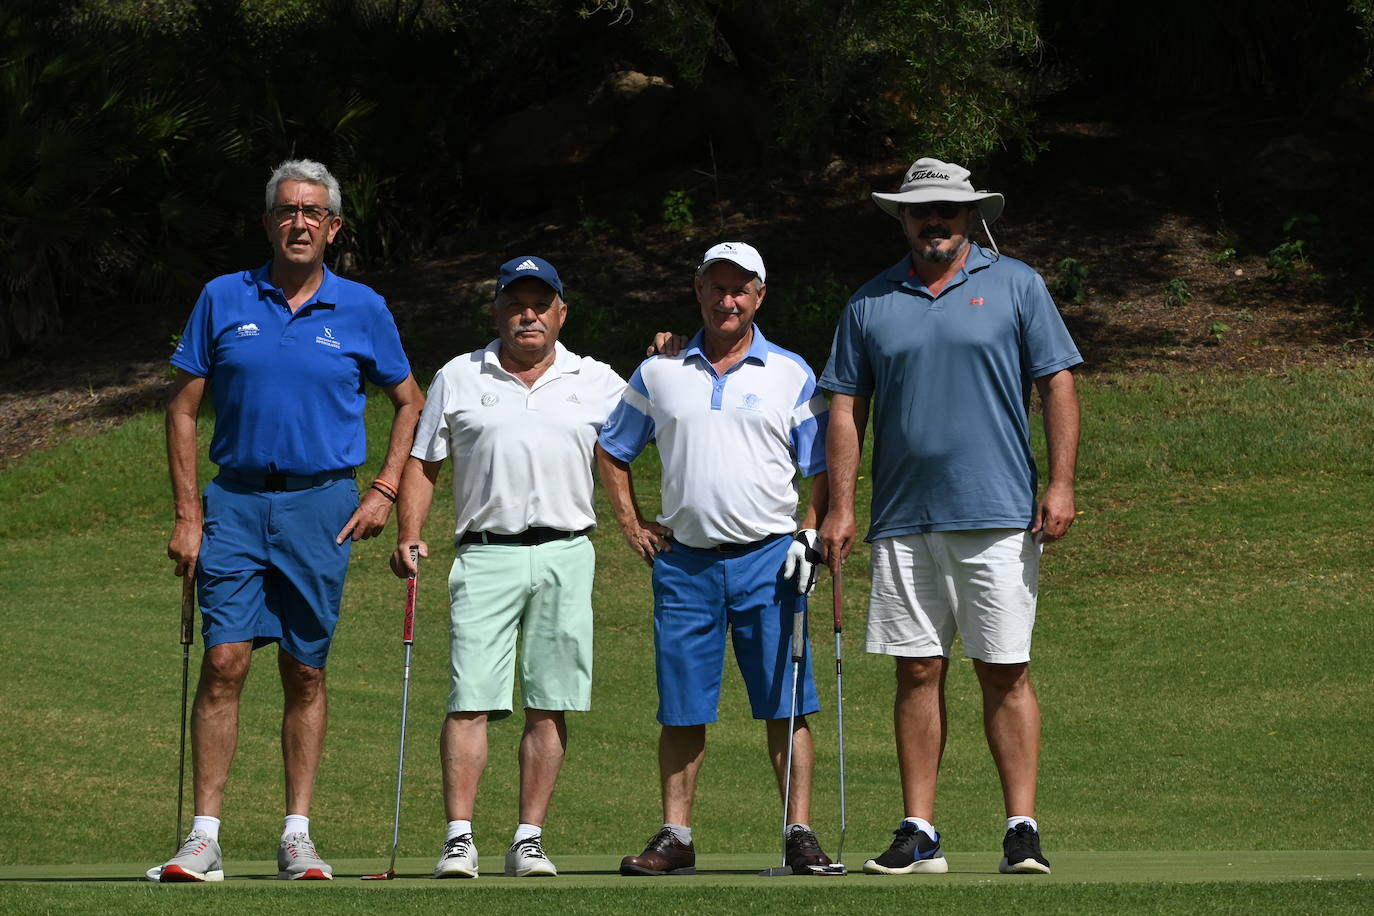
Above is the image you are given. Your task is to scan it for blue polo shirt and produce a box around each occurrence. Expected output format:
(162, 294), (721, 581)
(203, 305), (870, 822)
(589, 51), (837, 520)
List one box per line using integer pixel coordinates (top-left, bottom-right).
(171, 263), (411, 475)
(599, 324), (827, 549)
(820, 243), (1081, 539)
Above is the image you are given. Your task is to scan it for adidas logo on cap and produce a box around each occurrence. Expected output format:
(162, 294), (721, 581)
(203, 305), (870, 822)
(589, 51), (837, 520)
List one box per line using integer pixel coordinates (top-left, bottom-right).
(515, 259), (539, 271)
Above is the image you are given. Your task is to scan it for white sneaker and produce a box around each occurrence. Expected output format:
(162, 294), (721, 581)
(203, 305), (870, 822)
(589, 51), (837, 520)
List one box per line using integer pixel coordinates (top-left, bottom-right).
(435, 833), (478, 878)
(277, 832), (333, 880)
(505, 834), (557, 877)
(151, 829), (225, 882)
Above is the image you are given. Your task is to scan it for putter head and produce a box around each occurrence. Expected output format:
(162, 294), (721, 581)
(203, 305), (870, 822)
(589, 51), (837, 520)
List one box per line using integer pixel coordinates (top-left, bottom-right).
(360, 869), (397, 880)
(758, 865), (795, 876)
(807, 863), (849, 876)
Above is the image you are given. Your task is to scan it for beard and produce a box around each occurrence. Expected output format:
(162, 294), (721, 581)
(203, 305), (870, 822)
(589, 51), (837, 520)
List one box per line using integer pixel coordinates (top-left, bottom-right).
(915, 234), (969, 265)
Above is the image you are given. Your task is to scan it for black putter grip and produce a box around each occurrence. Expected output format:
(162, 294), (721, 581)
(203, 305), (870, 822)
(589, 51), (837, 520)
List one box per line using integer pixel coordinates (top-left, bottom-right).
(179, 566), (196, 646)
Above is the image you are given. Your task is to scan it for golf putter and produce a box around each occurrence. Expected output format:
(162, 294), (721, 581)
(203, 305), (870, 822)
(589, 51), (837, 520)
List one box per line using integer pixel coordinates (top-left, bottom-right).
(175, 566), (196, 851)
(760, 606), (806, 877)
(808, 562), (848, 876)
(363, 547), (420, 881)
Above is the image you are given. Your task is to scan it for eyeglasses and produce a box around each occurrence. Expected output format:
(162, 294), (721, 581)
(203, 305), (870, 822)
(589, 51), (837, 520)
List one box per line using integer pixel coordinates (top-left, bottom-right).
(269, 204), (334, 226)
(902, 202), (968, 220)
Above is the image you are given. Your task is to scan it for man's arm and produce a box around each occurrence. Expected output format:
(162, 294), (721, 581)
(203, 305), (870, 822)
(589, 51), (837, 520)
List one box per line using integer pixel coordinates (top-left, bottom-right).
(165, 371), (207, 578)
(800, 471), (830, 530)
(1032, 368), (1079, 543)
(817, 393), (869, 566)
(595, 442), (672, 568)
(389, 455), (441, 578)
(336, 373), (425, 544)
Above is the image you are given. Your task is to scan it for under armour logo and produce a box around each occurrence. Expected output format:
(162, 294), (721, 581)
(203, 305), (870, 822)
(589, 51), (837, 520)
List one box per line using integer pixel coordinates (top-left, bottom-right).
(970, 297), (985, 306)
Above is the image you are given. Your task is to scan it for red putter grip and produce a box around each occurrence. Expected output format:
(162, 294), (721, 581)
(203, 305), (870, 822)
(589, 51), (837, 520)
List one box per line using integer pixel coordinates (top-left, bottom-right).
(402, 547), (418, 644)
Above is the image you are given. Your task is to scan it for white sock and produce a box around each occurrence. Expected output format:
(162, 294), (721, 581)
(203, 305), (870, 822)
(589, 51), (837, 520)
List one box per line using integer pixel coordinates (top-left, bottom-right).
(1007, 816), (1038, 833)
(665, 823), (692, 845)
(902, 816), (937, 840)
(282, 814), (309, 840)
(785, 822), (811, 834)
(192, 816), (221, 841)
(513, 823), (541, 843)
(447, 820), (473, 841)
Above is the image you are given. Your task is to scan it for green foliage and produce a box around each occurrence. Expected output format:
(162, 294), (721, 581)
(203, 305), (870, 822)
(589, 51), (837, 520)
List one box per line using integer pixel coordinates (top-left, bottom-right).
(1209, 321), (1230, 341)
(1163, 277), (1191, 307)
(1267, 212), (1320, 281)
(1212, 246), (1237, 264)
(660, 189), (694, 231)
(1049, 256), (1088, 304)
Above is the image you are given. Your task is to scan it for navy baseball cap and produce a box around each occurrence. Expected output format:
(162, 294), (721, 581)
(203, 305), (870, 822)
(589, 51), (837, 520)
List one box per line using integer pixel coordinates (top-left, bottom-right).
(496, 255), (563, 296)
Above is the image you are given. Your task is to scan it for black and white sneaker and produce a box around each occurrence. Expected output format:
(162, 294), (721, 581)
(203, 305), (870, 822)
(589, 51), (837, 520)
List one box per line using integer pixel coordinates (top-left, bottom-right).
(862, 821), (949, 874)
(505, 834), (557, 877)
(999, 823), (1051, 874)
(434, 833), (479, 878)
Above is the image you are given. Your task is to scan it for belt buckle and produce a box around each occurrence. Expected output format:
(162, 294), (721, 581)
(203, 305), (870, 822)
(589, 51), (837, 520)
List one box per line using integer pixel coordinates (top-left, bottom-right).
(264, 473), (287, 491)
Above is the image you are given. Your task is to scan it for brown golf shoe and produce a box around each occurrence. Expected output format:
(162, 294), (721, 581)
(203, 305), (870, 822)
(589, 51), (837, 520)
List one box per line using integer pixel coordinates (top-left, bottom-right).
(784, 825), (833, 874)
(620, 827), (697, 876)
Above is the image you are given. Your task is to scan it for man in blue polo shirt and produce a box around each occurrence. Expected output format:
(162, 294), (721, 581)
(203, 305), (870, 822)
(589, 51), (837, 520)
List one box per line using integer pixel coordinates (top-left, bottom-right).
(819, 158), (1081, 877)
(150, 159), (424, 883)
(597, 242), (834, 877)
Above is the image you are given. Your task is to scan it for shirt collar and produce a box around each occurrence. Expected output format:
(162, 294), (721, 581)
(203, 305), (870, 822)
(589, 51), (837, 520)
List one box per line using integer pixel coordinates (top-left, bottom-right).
(482, 339), (578, 376)
(683, 323), (771, 365)
(251, 262), (339, 310)
(887, 241), (995, 291)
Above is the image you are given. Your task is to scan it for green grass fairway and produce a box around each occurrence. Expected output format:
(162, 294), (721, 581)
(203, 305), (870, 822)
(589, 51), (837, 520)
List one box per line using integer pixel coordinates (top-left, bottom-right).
(2, 365), (1372, 914)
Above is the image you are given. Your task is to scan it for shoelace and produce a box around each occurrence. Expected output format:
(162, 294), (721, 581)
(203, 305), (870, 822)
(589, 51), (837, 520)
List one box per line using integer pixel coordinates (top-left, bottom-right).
(787, 829), (821, 852)
(442, 834), (474, 858)
(511, 837), (548, 860)
(283, 833), (321, 861)
(176, 832), (211, 856)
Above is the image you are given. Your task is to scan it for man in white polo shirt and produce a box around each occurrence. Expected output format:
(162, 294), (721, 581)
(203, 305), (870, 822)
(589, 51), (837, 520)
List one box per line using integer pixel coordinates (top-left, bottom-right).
(391, 255), (626, 879)
(596, 242), (833, 877)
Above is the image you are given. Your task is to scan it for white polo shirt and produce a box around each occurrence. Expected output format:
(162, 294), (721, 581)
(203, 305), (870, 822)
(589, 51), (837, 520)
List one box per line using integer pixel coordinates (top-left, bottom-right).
(412, 340), (626, 540)
(598, 325), (828, 549)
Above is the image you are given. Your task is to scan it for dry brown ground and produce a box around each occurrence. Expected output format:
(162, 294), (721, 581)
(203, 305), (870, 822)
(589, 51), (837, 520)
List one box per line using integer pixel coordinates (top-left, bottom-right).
(2, 103), (1369, 468)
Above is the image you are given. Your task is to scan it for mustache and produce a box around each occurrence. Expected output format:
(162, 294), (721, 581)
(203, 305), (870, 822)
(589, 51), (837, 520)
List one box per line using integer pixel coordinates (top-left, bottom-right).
(918, 228), (951, 240)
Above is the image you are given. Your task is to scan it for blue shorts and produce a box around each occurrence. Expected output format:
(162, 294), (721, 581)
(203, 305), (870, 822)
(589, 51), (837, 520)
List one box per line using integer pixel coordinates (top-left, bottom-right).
(197, 475), (358, 668)
(652, 534), (820, 726)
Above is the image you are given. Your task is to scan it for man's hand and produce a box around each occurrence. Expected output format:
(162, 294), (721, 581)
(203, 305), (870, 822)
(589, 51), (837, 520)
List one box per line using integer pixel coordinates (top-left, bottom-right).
(819, 510), (857, 568)
(646, 331), (689, 357)
(783, 529), (822, 595)
(622, 519), (674, 568)
(336, 487), (394, 544)
(1031, 480), (1075, 544)
(166, 518), (201, 578)
(390, 539), (428, 577)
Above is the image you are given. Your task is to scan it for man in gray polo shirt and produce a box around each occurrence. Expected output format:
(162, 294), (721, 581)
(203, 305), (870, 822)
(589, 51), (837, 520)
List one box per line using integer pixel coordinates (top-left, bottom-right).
(820, 158), (1081, 877)
(392, 255), (626, 879)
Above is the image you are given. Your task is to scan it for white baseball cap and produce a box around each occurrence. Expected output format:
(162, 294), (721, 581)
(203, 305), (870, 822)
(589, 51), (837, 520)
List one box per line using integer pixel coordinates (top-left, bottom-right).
(871, 157), (1005, 224)
(698, 241), (766, 284)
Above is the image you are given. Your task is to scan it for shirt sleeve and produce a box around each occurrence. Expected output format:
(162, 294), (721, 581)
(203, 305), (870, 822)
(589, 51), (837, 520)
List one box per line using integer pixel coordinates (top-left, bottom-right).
(790, 379), (829, 478)
(170, 286), (215, 378)
(411, 368), (451, 462)
(597, 362), (655, 462)
(364, 299), (412, 388)
(818, 297), (873, 396)
(1018, 272), (1083, 378)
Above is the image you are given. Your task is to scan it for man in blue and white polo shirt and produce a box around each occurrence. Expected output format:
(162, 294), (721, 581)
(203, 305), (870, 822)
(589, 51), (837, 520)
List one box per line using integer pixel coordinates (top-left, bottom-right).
(391, 256), (626, 880)
(819, 157), (1082, 877)
(597, 242), (833, 877)
(155, 159), (424, 883)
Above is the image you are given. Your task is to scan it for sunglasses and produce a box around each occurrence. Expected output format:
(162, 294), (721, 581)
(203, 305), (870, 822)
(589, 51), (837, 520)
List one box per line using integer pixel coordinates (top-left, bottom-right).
(902, 202), (968, 220)
(269, 204), (334, 227)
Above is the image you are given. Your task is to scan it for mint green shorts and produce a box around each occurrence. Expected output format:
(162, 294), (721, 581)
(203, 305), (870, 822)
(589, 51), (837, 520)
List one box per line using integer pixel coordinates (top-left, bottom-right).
(446, 537), (595, 719)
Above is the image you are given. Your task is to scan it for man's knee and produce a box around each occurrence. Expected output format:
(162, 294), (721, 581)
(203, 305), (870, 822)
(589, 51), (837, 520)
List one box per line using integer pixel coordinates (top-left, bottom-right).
(973, 659), (1031, 695)
(199, 643), (251, 696)
(279, 651), (327, 703)
(895, 656), (945, 692)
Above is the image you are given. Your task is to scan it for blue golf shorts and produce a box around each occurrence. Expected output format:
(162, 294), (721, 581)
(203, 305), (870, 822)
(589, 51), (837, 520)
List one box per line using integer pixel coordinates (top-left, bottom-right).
(197, 475), (358, 668)
(651, 534), (820, 726)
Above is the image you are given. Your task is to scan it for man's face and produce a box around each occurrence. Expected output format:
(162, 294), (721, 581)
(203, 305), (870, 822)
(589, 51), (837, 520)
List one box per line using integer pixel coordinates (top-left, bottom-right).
(262, 180), (341, 269)
(900, 201), (976, 265)
(493, 278), (565, 356)
(695, 261), (764, 343)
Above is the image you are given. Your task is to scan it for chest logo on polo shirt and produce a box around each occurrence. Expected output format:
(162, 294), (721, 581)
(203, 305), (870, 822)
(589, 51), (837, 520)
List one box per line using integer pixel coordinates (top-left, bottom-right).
(235, 322), (260, 338)
(314, 326), (341, 349)
(970, 297), (985, 306)
(566, 393), (581, 404)
(739, 392), (763, 411)
(481, 393), (499, 407)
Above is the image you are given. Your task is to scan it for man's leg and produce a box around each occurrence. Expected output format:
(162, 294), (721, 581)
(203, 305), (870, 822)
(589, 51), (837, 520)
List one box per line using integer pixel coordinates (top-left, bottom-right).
(972, 660), (1039, 817)
(192, 641), (253, 817)
(660, 724), (706, 826)
(765, 715), (814, 824)
(441, 711), (490, 821)
(894, 656), (948, 822)
(279, 648), (328, 818)
(517, 709), (567, 826)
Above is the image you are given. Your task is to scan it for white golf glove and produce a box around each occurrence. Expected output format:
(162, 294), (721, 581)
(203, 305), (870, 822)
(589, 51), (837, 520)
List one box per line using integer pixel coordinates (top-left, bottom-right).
(783, 529), (822, 596)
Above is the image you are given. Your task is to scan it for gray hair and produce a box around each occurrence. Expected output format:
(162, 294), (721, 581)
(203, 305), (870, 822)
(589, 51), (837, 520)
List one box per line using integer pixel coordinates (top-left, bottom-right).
(264, 159), (342, 214)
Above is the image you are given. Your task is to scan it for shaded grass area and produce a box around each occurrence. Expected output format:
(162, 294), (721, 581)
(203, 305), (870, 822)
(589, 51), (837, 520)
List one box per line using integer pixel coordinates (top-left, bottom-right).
(1, 366), (1370, 914)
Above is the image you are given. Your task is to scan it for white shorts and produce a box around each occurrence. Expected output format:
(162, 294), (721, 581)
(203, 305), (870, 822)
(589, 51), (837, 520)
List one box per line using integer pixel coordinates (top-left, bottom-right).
(866, 529), (1040, 664)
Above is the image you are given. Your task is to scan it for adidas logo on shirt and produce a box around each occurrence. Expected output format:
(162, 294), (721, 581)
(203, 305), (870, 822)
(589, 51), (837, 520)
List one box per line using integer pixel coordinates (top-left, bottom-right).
(566, 393), (581, 404)
(515, 259), (539, 271)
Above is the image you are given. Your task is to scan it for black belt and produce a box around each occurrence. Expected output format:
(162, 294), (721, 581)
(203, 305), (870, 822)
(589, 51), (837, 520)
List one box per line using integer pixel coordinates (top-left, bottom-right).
(221, 468), (356, 492)
(460, 526), (593, 546)
(699, 533), (787, 554)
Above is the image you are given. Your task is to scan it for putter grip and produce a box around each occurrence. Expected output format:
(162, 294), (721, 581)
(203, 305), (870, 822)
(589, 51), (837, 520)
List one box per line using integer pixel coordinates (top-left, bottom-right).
(791, 609), (805, 661)
(832, 566), (843, 633)
(179, 568), (196, 646)
(402, 547), (418, 644)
